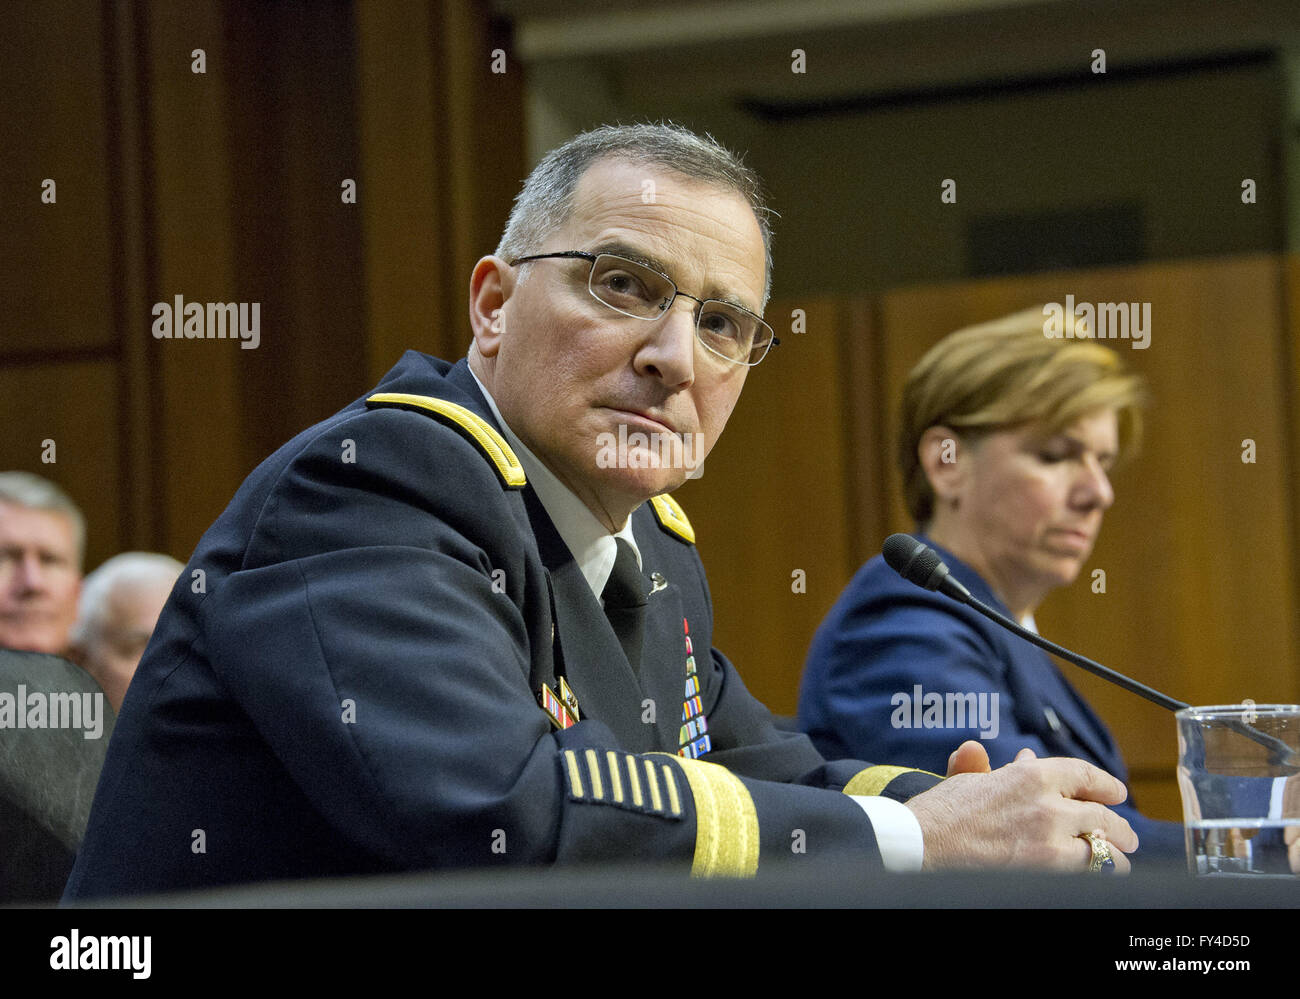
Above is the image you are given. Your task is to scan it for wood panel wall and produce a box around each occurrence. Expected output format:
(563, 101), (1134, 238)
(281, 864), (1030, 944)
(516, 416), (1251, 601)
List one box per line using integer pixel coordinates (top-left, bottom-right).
(0, 0), (523, 569)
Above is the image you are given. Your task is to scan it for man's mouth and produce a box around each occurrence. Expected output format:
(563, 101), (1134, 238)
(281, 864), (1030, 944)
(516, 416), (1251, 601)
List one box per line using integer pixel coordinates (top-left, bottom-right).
(604, 407), (681, 437)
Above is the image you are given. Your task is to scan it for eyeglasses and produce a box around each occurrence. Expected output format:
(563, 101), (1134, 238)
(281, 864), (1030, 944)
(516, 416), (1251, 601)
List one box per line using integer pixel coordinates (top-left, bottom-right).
(507, 251), (779, 367)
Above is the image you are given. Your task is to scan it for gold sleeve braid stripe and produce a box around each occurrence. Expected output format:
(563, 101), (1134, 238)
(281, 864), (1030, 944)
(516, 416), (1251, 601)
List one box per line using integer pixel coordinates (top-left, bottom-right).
(843, 764), (937, 797)
(564, 750), (585, 798)
(643, 759), (664, 812)
(365, 393), (526, 489)
(652, 754), (759, 878)
(560, 750), (683, 820)
(626, 756), (644, 807)
(585, 749), (604, 800)
(661, 764), (682, 816)
(605, 751), (624, 803)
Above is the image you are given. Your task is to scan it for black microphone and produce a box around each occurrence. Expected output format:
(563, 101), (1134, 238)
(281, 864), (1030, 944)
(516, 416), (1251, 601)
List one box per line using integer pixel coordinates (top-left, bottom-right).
(884, 532), (1186, 710)
(883, 533), (1300, 769)
(882, 533), (973, 604)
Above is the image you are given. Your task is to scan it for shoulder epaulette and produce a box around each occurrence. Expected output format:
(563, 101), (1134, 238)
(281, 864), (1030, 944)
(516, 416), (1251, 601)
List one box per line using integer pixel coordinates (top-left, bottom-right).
(365, 393), (526, 489)
(650, 494), (695, 545)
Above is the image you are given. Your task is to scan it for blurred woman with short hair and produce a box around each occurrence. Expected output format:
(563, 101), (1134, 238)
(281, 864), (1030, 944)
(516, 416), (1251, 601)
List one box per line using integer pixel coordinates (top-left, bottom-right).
(798, 307), (1184, 861)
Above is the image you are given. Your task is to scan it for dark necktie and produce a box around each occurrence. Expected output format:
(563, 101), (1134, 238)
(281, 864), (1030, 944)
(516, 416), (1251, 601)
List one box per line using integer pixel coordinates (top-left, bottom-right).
(602, 538), (648, 672)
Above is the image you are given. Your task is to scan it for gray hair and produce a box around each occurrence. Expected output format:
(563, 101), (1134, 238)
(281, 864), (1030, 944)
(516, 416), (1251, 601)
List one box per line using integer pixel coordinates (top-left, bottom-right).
(70, 551), (184, 646)
(0, 471), (86, 568)
(496, 123), (775, 309)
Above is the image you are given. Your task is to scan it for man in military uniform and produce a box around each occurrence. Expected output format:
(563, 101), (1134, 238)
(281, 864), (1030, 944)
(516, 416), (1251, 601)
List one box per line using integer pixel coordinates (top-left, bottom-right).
(66, 125), (1135, 898)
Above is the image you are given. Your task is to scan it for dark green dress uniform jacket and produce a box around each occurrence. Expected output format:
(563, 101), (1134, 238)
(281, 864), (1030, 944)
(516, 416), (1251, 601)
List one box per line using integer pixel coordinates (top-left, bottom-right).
(65, 352), (939, 898)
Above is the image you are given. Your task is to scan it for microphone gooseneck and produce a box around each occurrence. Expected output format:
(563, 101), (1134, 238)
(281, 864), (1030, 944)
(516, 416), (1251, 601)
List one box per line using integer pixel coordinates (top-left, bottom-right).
(882, 534), (1300, 770)
(884, 533), (1185, 710)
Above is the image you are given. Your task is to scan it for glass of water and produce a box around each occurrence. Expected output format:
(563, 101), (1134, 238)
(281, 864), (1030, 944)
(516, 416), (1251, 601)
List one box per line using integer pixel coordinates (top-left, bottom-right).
(1176, 704), (1300, 876)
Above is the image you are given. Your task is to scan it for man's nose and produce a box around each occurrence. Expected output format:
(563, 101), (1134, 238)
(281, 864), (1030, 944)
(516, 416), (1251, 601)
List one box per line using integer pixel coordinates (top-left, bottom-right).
(636, 297), (697, 387)
(13, 553), (49, 593)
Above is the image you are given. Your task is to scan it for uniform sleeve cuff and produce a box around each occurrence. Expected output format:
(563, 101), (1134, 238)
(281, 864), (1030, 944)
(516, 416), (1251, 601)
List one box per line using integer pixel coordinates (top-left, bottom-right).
(848, 794), (924, 872)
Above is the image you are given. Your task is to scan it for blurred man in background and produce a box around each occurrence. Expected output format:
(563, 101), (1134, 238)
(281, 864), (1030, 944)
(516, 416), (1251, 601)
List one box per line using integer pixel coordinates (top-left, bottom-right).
(0, 473), (98, 902)
(0, 472), (84, 657)
(69, 553), (184, 711)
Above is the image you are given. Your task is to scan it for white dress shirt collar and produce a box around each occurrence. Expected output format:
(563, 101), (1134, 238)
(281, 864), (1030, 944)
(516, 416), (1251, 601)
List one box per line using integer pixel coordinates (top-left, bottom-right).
(469, 367), (640, 601)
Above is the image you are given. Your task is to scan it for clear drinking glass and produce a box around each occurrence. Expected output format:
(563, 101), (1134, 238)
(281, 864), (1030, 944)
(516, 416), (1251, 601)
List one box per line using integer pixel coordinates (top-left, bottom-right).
(1175, 704), (1300, 876)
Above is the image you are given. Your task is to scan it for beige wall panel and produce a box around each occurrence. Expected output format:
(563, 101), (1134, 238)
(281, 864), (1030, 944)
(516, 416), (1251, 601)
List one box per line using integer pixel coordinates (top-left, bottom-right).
(677, 299), (860, 714)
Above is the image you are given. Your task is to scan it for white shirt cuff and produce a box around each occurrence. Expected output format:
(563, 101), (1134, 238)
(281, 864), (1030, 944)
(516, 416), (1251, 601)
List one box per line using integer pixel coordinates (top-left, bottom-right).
(1269, 776), (1287, 819)
(848, 794), (925, 872)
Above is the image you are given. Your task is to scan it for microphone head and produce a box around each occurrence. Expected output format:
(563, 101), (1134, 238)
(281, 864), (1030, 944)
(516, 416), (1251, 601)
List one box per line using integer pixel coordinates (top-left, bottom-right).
(882, 533), (944, 590)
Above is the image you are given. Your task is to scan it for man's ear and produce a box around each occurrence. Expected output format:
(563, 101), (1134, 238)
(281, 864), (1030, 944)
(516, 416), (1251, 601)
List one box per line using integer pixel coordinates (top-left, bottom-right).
(468, 256), (511, 358)
(918, 425), (966, 505)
